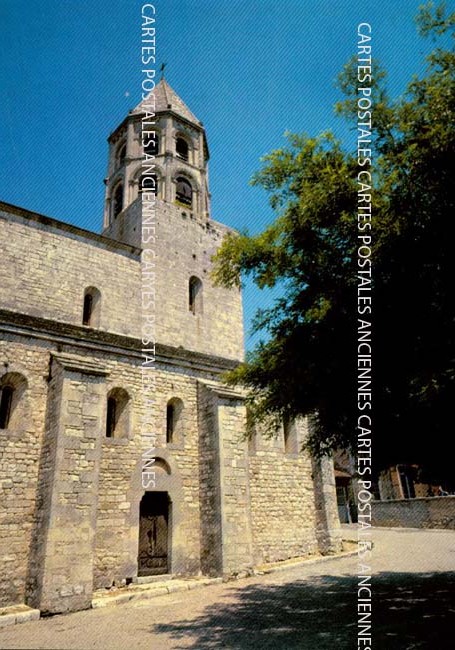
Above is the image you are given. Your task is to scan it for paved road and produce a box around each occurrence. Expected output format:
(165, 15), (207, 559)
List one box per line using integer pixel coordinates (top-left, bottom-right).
(1, 528), (454, 650)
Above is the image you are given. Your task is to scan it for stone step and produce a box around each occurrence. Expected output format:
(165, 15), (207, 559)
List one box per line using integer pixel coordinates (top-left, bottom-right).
(0, 604), (40, 628)
(132, 573), (172, 584)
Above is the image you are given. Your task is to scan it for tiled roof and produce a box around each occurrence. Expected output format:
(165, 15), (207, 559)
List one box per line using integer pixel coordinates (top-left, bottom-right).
(133, 78), (200, 124)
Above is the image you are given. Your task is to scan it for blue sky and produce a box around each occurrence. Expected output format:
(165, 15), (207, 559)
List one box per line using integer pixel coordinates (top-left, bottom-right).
(0, 0), (442, 348)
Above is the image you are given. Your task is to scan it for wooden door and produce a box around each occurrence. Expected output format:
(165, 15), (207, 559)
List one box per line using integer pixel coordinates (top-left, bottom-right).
(138, 492), (169, 576)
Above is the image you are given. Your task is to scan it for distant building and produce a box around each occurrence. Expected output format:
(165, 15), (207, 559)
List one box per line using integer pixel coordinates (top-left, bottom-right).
(377, 464), (450, 500)
(333, 450), (358, 524)
(0, 80), (341, 615)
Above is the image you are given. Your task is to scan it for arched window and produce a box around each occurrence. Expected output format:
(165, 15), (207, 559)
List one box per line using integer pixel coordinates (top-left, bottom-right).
(140, 173), (158, 196)
(82, 287), (101, 327)
(166, 397), (184, 444)
(117, 143), (126, 165)
(176, 137), (189, 161)
(0, 373), (27, 430)
(106, 388), (130, 439)
(189, 276), (202, 314)
(144, 134), (159, 156)
(176, 177), (192, 207)
(112, 183), (124, 219)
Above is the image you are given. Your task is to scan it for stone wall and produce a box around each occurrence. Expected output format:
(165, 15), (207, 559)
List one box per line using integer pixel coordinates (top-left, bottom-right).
(146, 200), (244, 361)
(197, 382), (223, 575)
(311, 454), (343, 553)
(0, 200), (243, 362)
(0, 203), (141, 338)
(126, 363), (206, 579)
(0, 318), (236, 609)
(106, 197), (244, 361)
(29, 354), (107, 614)
(0, 77), (342, 616)
(0, 338), (49, 608)
(90, 350), (143, 590)
(372, 496), (455, 530)
(197, 382), (253, 576)
(248, 418), (341, 564)
(0, 314), (343, 612)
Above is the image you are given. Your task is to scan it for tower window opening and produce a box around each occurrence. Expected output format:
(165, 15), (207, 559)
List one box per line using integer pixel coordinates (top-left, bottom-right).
(140, 173), (158, 196)
(0, 385), (13, 430)
(189, 276), (202, 314)
(176, 137), (189, 161)
(117, 143), (126, 165)
(112, 183), (124, 219)
(176, 177), (192, 207)
(166, 398), (184, 444)
(144, 135), (159, 156)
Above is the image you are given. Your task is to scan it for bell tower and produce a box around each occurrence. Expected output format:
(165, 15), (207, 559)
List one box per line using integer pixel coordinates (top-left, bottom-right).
(101, 78), (244, 362)
(102, 78), (211, 246)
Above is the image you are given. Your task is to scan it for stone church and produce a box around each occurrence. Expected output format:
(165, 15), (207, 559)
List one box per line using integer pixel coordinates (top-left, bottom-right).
(0, 79), (341, 616)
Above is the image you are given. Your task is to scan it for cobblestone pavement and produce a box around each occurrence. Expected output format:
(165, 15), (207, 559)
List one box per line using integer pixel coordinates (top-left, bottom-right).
(1, 528), (454, 650)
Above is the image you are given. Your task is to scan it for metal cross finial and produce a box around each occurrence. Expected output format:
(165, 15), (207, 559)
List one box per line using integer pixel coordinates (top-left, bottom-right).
(160, 62), (167, 79)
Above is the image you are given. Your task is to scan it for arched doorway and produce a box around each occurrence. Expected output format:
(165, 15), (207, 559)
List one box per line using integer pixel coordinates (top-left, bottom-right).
(138, 492), (171, 576)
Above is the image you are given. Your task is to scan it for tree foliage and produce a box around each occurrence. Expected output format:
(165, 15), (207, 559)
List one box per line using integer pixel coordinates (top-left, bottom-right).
(212, 3), (455, 479)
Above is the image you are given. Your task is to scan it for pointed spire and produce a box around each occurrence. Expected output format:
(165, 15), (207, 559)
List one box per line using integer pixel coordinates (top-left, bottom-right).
(132, 78), (201, 125)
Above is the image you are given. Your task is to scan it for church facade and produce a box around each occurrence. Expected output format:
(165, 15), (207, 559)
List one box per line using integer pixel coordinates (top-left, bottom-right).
(0, 80), (341, 615)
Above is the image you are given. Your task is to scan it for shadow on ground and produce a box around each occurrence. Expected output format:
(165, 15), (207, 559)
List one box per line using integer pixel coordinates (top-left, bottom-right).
(153, 571), (455, 649)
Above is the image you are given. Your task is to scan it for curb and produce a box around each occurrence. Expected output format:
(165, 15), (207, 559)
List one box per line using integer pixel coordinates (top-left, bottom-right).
(0, 605), (40, 629)
(254, 548), (358, 575)
(91, 577), (223, 609)
(371, 526), (455, 533)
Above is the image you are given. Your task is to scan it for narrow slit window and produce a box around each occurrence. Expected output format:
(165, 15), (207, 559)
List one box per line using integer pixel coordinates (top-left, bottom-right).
(166, 403), (174, 443)
(83, 293), (93, 326)
(106, 397), (117, 438)
(189, 276), (202, 314)
(166, 398), (184, 444)
(82, 287), (101, 327)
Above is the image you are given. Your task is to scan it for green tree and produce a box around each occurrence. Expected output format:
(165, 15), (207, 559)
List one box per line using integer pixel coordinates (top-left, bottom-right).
(212, 3), (455, 482)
